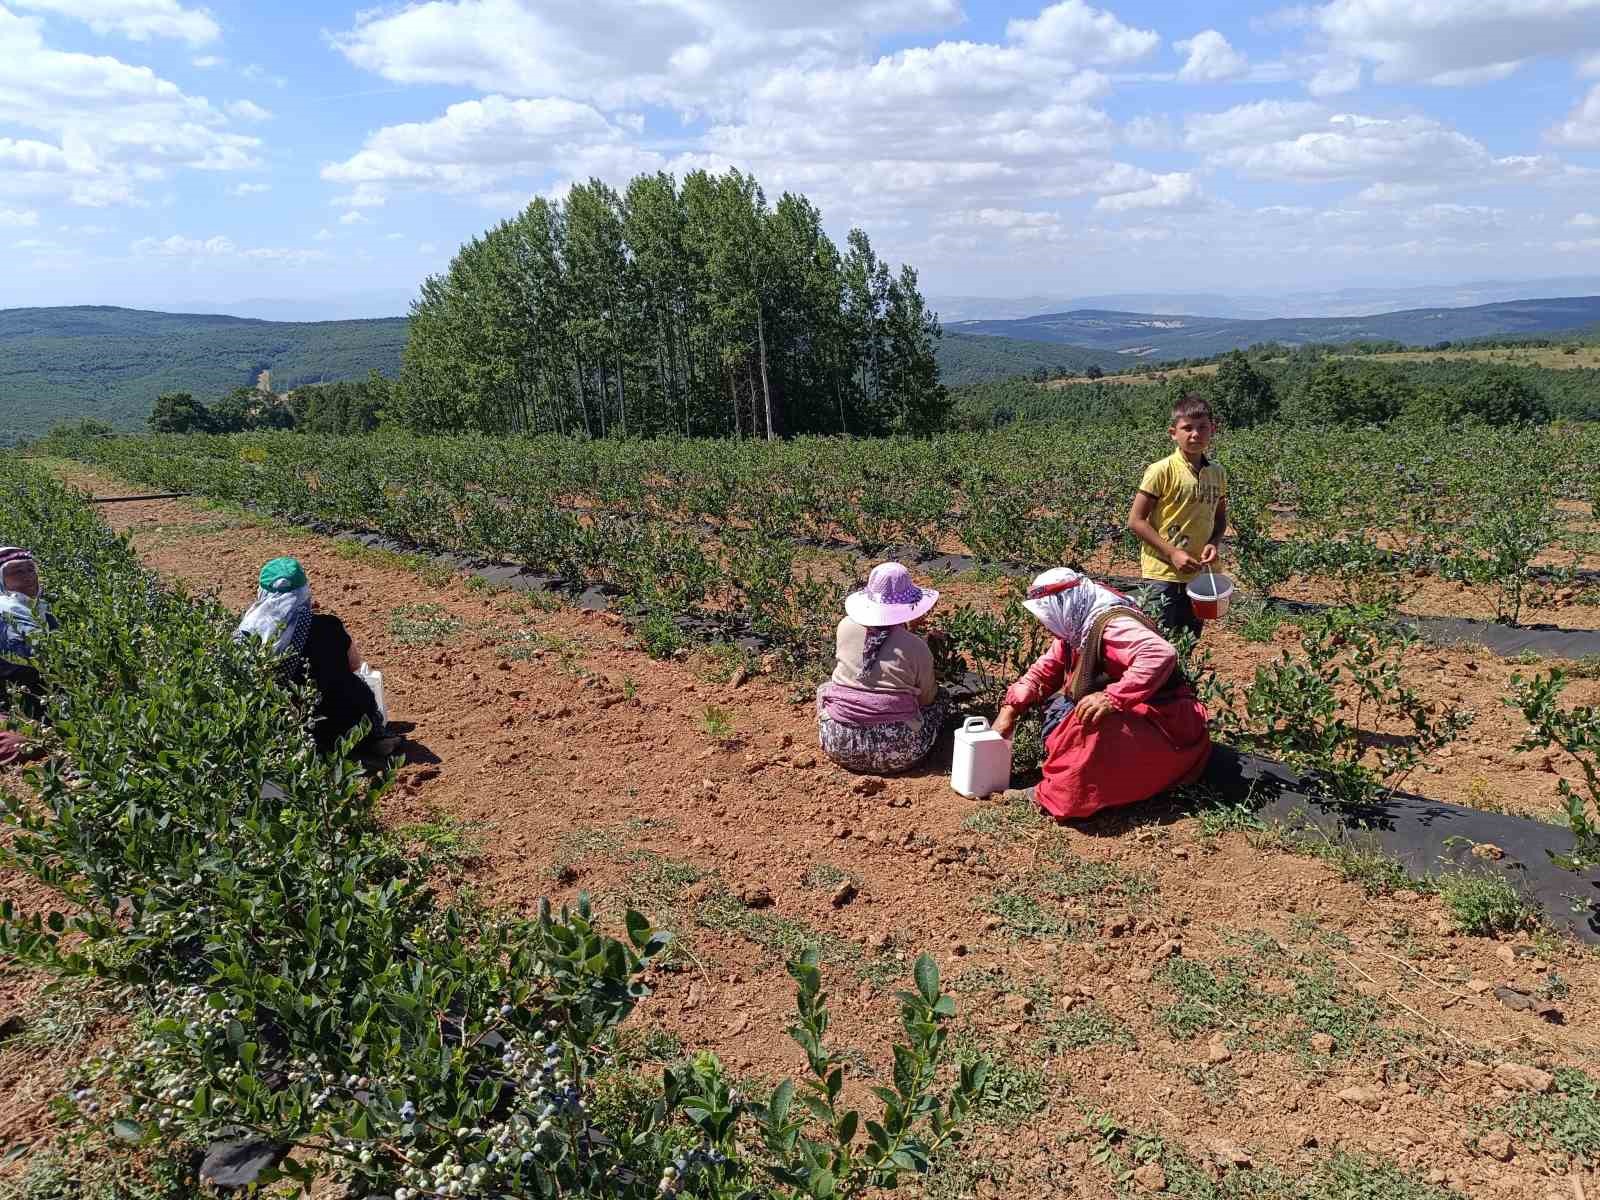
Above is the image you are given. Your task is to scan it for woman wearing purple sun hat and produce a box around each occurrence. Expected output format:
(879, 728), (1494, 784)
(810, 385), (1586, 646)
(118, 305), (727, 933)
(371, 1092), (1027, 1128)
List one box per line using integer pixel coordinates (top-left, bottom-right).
(816, 561), (947, 774)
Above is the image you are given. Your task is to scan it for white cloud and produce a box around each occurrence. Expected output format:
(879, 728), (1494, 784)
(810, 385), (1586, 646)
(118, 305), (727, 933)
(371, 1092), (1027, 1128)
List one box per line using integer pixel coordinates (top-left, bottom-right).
(131, 233), (234, 256)
(1005, 1), (1160, 62)
(1403, 203), (1503, 232)
(1175, 30), (1248, 83)
(338, 210), (369, 225)
(241, 63), (286, 88)
(10, 0), (220, 46)
(1307, 59), (1361, 96)
(334, 0), (967, 111)
(1208, 113), (1496, 183)
(417, 241), (438, 254)
(333, 183), (387, 209)
(127, 235), (329, 266)
(1122, 114), (1175, 149)
(191, 54), (222, 68)
(1094, 172), (1207, 213)
(1356, 181), (1440, 205)
(1571, 211), (1600, 227)
(1550, 83), (1600, 148)
(1184, 100), (1327, 150)
(313, 227), (333, 242)
(0, 7), (261, 210)
(0, 207), (40, 227)
(1311, 0), (1600, 87)
(226, 99), (272, 122)
(323, 95), (624, 194)
(226, 181), (269, 196)
(1555, 236), (1600, 251)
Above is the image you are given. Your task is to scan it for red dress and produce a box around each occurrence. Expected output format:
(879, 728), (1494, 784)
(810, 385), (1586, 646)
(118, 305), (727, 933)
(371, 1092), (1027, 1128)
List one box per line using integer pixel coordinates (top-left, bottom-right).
(1004, 616), (1211, 820)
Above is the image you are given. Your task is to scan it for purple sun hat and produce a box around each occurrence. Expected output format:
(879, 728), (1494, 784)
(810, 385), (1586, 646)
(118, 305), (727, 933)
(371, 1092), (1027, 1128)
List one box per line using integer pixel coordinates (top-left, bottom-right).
(844, 562), (939, 627)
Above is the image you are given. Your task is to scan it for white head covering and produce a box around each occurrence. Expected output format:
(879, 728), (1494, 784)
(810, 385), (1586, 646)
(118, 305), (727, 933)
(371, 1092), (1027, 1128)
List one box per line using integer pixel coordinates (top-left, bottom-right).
(235, 584), (312, 656)
(1021, 567), (1129, 649)
(0, 547), (48, 657)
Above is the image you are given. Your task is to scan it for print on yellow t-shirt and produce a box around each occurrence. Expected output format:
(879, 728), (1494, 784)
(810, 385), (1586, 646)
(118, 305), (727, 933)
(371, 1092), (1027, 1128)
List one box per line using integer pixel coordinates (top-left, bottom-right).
(1137, 450), (1228, 584)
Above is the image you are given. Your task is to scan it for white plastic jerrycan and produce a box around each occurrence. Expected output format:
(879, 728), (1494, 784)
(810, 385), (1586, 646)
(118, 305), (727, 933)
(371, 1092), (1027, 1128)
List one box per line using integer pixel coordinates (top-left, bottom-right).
(951, 716), (1013, 798)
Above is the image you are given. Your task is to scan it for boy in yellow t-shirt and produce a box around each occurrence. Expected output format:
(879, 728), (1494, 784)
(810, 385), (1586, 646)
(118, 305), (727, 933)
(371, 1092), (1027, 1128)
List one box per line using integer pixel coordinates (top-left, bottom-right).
(1128, 393), (1228, 641)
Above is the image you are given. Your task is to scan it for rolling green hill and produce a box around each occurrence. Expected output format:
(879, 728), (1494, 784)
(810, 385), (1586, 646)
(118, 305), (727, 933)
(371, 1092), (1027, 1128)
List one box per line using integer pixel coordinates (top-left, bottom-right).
(0, 306), (408, 442)
(934, 331), (1124, 385)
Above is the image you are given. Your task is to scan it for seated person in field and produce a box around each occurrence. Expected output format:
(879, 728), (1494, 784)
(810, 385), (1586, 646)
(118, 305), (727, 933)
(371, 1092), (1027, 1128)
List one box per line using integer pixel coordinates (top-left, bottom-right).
(992, 568), (1210, 821)
(0, 546), (58, 765)
(235, 557), (398, 757)
(816, 562), (947, 775)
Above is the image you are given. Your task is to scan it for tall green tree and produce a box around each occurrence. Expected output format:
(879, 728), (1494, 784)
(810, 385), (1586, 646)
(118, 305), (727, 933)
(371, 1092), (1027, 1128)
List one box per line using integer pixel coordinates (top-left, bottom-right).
(395, 168), (943, 439)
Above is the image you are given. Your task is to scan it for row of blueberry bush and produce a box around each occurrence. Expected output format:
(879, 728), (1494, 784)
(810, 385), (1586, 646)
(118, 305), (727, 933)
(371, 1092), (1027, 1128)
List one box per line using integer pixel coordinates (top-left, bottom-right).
(0, 463), (984, 1198)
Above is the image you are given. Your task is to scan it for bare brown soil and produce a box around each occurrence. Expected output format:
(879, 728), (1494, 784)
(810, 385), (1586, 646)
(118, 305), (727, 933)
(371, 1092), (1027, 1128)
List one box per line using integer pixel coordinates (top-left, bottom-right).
(6, 462), (1600, 1198)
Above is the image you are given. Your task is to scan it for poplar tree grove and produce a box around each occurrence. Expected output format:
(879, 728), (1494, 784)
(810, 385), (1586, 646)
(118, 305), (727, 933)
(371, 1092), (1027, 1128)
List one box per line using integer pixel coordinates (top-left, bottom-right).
(394, 169), (949, 439)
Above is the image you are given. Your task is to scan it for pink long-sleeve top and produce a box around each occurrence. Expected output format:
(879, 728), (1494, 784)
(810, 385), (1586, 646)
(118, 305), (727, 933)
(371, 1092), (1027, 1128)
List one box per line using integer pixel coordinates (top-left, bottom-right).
(1003, 616), (1177, 713)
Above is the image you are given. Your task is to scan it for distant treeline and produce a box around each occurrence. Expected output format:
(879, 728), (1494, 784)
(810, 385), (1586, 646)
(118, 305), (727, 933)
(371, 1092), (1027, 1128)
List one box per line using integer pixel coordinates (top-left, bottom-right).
(950, 348), (1597, 430)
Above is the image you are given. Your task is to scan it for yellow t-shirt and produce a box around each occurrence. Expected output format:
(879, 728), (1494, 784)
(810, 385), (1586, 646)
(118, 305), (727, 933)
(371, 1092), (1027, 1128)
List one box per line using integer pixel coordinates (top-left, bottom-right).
(1137, 450), (1228, 584)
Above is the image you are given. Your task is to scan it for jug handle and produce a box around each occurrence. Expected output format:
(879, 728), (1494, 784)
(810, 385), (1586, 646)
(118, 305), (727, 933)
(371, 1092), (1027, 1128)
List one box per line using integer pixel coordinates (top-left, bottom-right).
(962, 716), (990, 733)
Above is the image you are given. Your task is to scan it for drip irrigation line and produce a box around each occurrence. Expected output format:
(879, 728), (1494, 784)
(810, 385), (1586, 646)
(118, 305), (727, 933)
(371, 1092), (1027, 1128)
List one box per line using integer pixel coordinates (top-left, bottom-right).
(90, 492), (193, 504)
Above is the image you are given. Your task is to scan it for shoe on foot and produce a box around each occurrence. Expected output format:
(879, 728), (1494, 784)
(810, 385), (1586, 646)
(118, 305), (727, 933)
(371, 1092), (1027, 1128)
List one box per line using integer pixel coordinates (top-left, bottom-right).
(366, 734), (402, 757)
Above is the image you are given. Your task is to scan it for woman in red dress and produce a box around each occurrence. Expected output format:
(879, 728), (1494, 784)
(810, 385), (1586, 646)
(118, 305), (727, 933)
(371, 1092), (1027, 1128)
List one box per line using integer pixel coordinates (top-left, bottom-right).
(992, 568), (1210, 820)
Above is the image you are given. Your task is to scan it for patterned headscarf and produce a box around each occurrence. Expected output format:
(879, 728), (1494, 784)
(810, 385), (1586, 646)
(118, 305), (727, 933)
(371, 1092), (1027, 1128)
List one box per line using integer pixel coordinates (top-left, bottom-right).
(1021, 567), (1129, 650)
(235, 557), (312, 657)
(0, 547), (35, 594)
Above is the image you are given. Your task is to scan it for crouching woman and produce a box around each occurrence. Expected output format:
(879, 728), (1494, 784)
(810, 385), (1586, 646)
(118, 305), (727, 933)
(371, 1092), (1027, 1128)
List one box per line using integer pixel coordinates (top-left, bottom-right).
(0, 547), (57, 765)
(993, 568), (1209, 820)
(816, 562), (947, 775)
(236, 557), (397, 756)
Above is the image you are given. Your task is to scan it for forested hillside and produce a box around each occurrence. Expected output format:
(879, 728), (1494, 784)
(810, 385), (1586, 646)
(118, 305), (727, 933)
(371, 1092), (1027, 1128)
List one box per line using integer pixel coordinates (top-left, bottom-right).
(953, 296), (1600, 358)
(0, 306), (406, 441)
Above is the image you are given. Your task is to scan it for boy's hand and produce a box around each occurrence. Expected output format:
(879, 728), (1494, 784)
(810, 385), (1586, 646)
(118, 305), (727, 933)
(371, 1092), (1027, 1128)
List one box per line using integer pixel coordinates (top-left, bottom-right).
(1170, 549), (1200, 574)
(1199, 543), (1219, 566)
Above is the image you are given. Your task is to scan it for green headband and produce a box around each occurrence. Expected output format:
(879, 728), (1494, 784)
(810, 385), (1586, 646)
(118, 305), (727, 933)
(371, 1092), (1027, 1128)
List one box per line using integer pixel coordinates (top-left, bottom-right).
(258, 557), (307, 593)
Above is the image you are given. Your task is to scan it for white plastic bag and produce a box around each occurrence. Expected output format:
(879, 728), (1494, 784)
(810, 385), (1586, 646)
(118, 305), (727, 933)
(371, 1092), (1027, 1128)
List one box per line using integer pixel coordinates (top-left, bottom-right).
(356, 662), (388, 725)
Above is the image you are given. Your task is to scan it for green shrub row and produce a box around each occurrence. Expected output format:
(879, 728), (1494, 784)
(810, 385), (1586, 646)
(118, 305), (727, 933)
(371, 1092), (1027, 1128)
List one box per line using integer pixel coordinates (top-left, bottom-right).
(0, 465), (984, 1198)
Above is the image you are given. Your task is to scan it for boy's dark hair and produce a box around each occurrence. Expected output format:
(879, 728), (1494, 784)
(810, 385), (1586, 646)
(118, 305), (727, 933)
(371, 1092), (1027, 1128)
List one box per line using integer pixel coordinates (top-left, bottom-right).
(1170, 392), (1214, 424)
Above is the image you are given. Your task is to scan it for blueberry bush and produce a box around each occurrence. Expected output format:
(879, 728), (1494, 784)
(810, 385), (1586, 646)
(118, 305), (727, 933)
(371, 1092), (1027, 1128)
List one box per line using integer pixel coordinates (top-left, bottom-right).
(0, 465), (984, 1197)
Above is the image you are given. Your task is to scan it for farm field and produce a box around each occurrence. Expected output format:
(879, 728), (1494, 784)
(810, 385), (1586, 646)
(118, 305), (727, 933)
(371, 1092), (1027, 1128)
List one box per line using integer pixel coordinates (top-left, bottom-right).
(43, 423), (1600, 634)
(5, 456), (1600, 1200)
(1051, 343), (1600, 388)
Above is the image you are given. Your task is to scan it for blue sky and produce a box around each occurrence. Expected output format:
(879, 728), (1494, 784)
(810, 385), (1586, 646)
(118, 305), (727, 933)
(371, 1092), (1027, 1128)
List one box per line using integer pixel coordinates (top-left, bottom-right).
(4, 0), (1600, 316)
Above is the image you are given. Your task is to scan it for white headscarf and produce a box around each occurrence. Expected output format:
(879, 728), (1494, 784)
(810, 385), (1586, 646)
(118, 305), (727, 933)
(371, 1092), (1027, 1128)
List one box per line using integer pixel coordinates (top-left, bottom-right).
(0, 548), (48, 659)
(235, 584), (312, 657)
(1021, 567), (1129, 649)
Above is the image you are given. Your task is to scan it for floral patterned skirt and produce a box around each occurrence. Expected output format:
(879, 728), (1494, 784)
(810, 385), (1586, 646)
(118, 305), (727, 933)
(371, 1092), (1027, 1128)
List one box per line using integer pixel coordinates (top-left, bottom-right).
(816, 683), (947, 775)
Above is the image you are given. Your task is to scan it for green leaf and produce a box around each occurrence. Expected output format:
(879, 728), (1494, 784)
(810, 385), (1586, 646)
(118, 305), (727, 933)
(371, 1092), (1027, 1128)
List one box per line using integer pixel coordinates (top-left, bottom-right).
(913, 953), (939, 1004)
(112, 1119), (144, 1143)
(770, 1079), (794, 1126)
(624, 909), (650, 949)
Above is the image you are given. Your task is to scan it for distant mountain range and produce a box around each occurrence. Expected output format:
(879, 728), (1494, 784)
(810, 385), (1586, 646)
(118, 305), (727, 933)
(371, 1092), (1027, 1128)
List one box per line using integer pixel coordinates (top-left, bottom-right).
(947, 296), (1600, 360)
(929, 276), (1600, 323)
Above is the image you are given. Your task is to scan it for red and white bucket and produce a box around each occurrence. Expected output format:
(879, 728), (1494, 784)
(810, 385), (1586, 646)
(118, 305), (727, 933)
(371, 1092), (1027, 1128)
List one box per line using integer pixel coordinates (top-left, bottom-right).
(1186, 568), (1234, 622)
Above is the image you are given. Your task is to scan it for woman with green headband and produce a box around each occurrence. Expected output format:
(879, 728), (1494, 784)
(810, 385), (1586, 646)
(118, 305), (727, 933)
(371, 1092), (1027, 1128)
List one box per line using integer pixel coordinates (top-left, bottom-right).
(236, 557), (396, 756)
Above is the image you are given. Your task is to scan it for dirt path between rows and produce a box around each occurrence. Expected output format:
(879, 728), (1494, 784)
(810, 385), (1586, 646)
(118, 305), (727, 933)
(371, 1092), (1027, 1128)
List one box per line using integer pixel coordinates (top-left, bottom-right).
(6, 462), (1600, 1198)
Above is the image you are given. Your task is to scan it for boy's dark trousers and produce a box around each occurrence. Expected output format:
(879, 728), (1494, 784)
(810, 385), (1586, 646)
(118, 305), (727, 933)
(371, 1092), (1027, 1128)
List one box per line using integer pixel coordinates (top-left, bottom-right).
(1149, 581), (1202, 643)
